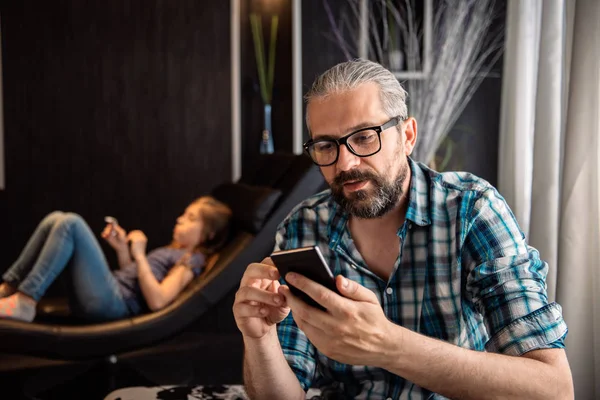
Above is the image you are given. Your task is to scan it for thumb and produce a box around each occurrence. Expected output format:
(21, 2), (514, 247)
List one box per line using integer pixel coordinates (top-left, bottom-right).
(336, 275), (378, 304)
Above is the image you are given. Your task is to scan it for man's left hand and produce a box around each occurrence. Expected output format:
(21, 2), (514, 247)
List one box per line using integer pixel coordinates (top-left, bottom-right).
(279, 273), (398, 367)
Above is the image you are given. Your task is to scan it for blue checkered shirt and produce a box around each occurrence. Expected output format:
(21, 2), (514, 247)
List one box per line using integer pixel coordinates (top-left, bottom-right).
(274, 158), (567, 399)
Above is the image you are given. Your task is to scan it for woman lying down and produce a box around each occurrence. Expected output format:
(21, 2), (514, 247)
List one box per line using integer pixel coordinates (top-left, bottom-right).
(0, 196), (232, 322)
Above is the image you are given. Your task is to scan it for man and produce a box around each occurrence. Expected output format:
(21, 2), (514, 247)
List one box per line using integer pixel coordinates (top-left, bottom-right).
(233, 59), (573, 399)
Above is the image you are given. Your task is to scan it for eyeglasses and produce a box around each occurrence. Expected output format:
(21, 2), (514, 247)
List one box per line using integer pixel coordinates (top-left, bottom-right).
(303, 117), (402, 166)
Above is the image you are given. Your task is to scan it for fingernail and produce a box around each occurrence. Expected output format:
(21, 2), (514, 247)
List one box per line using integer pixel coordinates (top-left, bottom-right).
(286, 273), (296, 282)
(270, 270), (278, 279)
(259, 308), (267, 315)
(273, 295), (281, 304)
(341, 276), (349, 288)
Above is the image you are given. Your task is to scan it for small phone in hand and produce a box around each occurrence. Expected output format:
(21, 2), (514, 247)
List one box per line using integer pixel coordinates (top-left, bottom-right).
(271, 246), (339, 311)
(104, 216), (118, 237)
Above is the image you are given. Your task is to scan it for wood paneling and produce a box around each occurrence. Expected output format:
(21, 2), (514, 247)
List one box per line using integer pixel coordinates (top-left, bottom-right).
(0, 0), (231, 271)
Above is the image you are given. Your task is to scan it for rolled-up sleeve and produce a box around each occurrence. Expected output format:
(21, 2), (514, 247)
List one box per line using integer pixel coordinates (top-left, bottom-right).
(463, 188), (568, 356)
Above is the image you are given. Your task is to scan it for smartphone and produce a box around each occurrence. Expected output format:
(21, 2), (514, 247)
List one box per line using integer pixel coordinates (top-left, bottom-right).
(271, 246), (338, 310)
(104, 216), (118, 237)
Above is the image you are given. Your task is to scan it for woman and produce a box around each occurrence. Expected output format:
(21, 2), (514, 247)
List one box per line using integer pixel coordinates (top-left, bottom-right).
(0, 196), (232, 322)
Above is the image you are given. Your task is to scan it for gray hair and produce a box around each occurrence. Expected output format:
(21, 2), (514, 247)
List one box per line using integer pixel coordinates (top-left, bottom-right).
(305, 59), (408, 130)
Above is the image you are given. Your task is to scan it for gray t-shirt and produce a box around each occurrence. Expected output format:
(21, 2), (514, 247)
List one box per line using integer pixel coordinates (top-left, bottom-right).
(113, 247), (205, 315)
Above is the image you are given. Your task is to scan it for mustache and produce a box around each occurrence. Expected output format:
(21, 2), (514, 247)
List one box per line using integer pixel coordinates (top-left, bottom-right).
(333, 169), (379, 186)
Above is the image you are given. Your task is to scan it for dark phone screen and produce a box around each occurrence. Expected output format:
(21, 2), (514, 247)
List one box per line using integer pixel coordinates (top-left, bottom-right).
(271, 246), (338, 310)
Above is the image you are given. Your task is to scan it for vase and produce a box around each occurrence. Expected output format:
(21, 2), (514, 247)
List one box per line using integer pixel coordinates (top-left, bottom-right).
(259, 104), (274, 154)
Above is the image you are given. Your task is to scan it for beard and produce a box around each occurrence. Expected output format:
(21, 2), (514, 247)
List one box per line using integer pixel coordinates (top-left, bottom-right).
(331, 160), (409, 219)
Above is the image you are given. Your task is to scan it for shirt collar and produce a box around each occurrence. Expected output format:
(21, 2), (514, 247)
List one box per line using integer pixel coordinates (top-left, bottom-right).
(406, 157), (432, 226)
(327, 196), (348, 250)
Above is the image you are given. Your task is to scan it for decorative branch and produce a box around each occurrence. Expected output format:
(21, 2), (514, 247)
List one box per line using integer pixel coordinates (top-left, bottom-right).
(323, 0), (353, 60)
(250, 13), (279, 105)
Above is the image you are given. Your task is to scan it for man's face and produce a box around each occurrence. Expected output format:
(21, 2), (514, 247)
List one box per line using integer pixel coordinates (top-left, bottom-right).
(306, 82), (414, 219)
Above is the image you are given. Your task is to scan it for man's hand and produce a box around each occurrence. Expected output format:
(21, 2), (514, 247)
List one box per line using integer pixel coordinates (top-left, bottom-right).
(279, 273), (396, 367)
(233, 258), (290, 340)
(127, 230), (148, 260)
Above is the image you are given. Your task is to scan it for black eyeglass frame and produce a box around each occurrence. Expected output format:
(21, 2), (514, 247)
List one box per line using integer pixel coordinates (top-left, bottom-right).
(303, 116), (403, 166)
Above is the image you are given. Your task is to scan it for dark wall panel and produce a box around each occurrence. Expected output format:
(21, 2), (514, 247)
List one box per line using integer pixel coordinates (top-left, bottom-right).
(0, 0), (231, 271)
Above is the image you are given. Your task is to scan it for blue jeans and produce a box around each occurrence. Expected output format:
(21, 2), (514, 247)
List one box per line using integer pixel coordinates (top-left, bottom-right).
(2, 212), (132, 321)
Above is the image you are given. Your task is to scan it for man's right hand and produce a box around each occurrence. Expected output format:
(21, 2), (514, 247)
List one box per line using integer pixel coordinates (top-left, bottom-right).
(233, 258), (290, 340)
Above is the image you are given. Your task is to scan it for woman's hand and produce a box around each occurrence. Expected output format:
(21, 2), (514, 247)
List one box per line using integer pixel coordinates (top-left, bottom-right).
(101, 223), (127, 251)
(127, 230), (148, 260)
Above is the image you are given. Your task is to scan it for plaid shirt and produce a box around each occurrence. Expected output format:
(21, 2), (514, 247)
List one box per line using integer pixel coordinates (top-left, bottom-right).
(274, 158), (567, 399)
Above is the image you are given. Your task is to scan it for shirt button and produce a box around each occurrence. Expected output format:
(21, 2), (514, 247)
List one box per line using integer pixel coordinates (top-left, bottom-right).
(386, 397), (393, 400)
(386, 287), (393, 295)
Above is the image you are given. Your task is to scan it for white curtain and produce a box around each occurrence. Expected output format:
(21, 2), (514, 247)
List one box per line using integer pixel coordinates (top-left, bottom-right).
(498, 0), (600, 398)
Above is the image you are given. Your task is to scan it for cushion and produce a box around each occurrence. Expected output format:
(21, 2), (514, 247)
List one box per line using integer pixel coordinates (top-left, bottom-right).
(211, 183), (282, 234)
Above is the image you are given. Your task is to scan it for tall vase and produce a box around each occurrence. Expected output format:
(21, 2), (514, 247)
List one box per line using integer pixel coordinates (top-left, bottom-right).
(259, 103), (274, 154)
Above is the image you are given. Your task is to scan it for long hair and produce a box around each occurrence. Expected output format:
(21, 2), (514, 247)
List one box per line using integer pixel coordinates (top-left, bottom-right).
(193, 196), (232, 256)
(170, 196), (232, 264)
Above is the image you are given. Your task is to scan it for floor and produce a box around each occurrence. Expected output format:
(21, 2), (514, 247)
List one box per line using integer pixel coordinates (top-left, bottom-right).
(0, 332), (244, 400)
